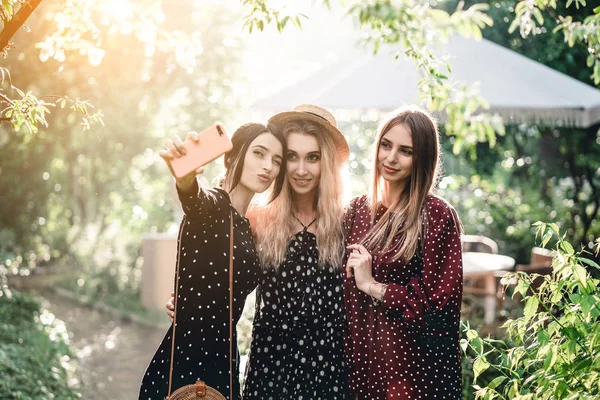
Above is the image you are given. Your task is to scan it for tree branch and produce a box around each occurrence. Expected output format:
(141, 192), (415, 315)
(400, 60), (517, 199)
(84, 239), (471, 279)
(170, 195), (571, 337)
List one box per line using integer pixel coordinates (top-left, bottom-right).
(0, 92), (15, 105)
(0, 0), (44, 53)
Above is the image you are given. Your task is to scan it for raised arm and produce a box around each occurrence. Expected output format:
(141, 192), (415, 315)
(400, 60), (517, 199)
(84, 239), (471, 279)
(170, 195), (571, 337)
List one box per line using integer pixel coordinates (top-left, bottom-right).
(160, 132), (223, 222)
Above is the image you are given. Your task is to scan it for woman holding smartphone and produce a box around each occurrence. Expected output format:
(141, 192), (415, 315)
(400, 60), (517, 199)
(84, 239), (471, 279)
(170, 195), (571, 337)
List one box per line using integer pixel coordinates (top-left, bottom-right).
(242, 105), (350, 399)
(165, 105), (351, 399)
(343, 106), (463, 399)
(139, 122), (286, 400)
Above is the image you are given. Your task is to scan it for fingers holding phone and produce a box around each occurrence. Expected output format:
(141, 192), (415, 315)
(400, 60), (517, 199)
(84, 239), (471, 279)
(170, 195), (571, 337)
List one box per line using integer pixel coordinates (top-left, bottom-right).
(159, 132), (207, 191)
(159, 132), (198, 160)
(160, 124), (231, 189)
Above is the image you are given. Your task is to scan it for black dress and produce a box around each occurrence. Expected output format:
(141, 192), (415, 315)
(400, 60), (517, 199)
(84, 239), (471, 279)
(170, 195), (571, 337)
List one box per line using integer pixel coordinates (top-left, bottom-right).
(242, 223), (349, 400)
(139, 182), (261, 400)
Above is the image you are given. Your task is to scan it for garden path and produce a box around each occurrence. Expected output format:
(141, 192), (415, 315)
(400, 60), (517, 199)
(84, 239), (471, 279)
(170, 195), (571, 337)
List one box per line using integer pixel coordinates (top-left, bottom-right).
(10, 274), (164, 400)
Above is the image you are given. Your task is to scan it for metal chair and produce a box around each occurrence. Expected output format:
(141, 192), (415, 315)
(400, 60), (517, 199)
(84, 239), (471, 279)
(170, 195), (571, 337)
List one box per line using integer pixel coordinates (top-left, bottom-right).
(461, 235), (499, 254)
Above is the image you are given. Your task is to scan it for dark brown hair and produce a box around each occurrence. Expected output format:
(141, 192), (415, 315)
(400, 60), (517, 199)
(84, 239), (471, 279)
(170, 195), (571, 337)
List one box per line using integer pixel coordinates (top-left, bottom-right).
(223, 122), (286, 203)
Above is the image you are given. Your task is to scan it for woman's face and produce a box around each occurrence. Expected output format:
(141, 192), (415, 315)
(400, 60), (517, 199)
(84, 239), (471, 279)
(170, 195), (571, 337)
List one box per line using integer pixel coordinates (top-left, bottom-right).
(377, 123), (413, 187)
(239, 132), (283, 194)
(286, 132), (321, 197)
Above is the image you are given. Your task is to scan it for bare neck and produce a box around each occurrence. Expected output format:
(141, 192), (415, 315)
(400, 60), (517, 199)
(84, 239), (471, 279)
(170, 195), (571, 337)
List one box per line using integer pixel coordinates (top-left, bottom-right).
(293, 191), (318, 220)
(381, 179), (407, 208)
(227, 185), (254, 217)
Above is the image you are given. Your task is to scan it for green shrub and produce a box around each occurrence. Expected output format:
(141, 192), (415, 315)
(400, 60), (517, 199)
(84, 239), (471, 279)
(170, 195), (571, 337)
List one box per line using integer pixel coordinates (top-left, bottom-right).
(0, 287), (80, 399)
(461, 222), (600, 399)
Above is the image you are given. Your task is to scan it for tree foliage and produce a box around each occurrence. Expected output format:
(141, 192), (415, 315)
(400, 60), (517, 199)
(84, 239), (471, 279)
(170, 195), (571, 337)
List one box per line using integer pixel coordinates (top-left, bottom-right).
(0, 284), (79, 399)
(240, 0), (599, 147)
(0, 0), (243, 290)
(462, 223), (600, 399)
(435, 0), (600, 247)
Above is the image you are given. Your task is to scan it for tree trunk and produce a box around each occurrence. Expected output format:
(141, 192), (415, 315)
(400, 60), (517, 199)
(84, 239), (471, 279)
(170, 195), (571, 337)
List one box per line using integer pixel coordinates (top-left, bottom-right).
(0, 0), (44, 53)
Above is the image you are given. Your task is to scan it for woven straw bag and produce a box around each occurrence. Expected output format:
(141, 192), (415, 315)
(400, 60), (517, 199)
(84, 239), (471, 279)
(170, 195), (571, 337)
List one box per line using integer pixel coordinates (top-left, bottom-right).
(168, 379), (226, 400)
(165, 213), (234, 400)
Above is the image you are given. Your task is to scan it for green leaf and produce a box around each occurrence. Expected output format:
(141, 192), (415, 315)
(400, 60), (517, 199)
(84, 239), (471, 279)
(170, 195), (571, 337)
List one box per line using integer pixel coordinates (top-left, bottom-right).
(541, 230), (553, 247)
(487, 375), (506, 390)
(460, 338), (469, 353)
(466, 328), (479, 340)
(580, 294), (595, 316)
(280, 15), (289, 30)
(471, 337), (484, 355)
(514, 278), (529, 298)
(508, 18), (520, 34)
(473, 357), (490, 381)
(524, 297), (539, 321)
(551, 284), (564, 303)
(579, 257), (600, 271)
(537, 330), (549, 346)
(572, 264), (587, 286)
(293, 16), (302, 29)
(560, 240), (574, 255)
(532, 8), (544, 25)
(544, 346), (558, 370)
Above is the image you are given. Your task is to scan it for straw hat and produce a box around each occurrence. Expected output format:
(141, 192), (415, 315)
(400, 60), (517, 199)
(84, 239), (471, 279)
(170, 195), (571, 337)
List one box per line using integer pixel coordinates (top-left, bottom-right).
(268, 104), (350, 163)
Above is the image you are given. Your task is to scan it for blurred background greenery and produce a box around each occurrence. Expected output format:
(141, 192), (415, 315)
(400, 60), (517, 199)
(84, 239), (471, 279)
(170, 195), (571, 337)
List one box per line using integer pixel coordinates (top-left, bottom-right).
(1, 0), (597, 305)
(0, 0), (599, 398)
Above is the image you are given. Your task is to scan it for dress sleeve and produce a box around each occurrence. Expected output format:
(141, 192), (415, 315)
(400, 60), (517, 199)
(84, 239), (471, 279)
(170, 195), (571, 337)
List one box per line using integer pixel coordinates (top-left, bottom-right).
(176, 179), (225, 222)
(381, 203), (463, 332)
(343, 195), (367, 245)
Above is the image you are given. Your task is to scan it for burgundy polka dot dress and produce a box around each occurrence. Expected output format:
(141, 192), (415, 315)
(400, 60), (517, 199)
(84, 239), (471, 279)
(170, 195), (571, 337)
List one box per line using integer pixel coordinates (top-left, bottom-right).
(343, 195), (463, 399)
(139, 182), (260, 400)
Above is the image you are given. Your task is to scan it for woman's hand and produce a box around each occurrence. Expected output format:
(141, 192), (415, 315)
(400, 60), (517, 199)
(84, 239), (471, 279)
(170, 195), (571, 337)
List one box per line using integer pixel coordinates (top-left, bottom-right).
(165, 292), (175, 323)
(159, 132), (205, 192)
(347, 244), (387, 302)
(346, 244), (374, 292)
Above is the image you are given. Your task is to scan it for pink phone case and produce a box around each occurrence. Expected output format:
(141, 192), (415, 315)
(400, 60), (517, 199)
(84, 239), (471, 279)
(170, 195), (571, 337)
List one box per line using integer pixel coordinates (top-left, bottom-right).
(169, 123), (233, 179)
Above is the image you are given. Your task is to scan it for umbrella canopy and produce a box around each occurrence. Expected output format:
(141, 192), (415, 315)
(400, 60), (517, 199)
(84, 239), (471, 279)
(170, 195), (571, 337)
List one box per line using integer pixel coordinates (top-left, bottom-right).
(254, 36), (600, 128)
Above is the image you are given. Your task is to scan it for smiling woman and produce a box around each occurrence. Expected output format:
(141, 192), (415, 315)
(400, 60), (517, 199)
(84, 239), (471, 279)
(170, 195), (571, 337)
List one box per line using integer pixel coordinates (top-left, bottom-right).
(242, 104), (350, 399)
(284, 127), (322, 196)
(343, 105), (464, 399)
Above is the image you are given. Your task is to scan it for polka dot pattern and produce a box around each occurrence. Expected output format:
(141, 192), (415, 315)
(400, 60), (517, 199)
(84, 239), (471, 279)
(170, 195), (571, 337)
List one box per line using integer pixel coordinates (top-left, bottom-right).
(139, 185), (260, 400)
(242, 229), (350, 399)
(343, 195), (463, 399)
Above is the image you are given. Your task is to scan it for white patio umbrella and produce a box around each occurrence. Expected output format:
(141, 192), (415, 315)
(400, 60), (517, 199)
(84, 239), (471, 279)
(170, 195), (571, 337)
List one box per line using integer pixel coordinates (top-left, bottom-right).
(253, 35), (600, 128)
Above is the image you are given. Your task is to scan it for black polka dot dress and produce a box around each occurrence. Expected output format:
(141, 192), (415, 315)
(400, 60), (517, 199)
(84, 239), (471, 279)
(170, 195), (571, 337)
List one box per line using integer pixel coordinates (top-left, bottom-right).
(139, 183), (260, 400)
(242, 225), (350, 399)
(343, 195), (463, 399)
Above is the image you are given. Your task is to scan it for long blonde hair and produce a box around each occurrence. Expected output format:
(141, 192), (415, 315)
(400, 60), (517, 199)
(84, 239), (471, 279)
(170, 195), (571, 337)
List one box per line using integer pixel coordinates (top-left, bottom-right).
(361, 105), (441, 262)
(250, 120), (345, 269)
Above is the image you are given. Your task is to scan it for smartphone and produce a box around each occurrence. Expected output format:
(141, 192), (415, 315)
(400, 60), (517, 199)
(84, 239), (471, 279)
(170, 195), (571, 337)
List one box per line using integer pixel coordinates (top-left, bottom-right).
(169, 123), (233, 179)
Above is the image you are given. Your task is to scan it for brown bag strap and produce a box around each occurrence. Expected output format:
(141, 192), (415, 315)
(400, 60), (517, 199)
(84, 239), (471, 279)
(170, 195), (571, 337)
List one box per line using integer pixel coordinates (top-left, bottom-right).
(167, 212), (235, 399)
(228, 212), (234, 400)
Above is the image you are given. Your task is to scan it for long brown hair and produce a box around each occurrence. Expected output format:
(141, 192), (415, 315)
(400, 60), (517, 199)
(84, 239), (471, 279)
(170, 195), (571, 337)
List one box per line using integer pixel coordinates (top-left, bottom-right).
(361, 105), (441, 262)
(251, 120), (345, 269)
(222, 122), (286, 203)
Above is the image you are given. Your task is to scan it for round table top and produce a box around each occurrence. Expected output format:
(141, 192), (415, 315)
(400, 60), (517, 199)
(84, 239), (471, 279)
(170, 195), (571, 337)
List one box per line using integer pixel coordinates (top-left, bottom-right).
(463, 252), (516, 275)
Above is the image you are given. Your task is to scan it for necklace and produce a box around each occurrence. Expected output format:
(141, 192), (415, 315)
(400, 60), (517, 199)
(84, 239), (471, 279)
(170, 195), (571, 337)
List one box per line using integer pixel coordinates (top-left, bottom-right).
(293, 214), (317, 232)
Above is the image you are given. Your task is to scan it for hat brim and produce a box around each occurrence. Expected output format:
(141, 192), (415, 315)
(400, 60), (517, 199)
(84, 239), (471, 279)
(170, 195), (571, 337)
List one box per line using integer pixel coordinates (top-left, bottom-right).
(269, 111), (350, 163)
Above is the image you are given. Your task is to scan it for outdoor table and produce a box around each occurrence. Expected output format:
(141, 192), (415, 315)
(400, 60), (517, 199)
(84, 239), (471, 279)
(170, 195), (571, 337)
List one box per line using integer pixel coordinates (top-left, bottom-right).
(462, 252), (516, 324)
